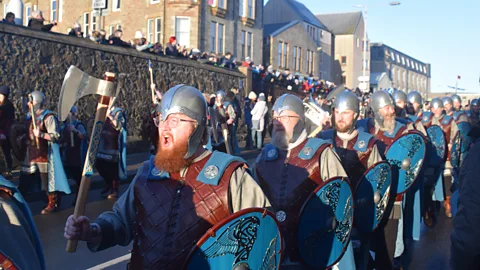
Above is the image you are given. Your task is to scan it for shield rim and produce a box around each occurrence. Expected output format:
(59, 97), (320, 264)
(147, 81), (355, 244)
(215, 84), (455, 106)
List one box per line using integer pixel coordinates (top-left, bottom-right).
(450, 122), (472, 167)
(426, 125), (448, 163)
(385, 130), (428, 194)
(183, 207), (283, 269)
(296, 176), (354, 269)
(353, 160), (392, 233)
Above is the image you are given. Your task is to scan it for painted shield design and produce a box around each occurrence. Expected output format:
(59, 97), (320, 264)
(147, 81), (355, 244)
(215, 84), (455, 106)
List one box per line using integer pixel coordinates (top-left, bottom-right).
(297, 177), (353, 268)
(185, 208), (282, 270)
(426, 125), (447, 167)
(450, 121), (472, 168)
(354, 161), (392, 233)
(9, 122), (29, 162)
(385, 131), (426, 194)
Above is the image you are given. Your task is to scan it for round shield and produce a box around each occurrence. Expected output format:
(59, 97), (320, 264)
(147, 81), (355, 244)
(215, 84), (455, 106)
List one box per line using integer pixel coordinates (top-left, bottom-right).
(354, 161), (392, 233)
(185, 208), (282, 270)
(385, 131), (427, 194)
(426, 125), (447, 167)
(297, 176), (353, 268)
(450, 122), (472, 168)
(9, 122), (28, 161)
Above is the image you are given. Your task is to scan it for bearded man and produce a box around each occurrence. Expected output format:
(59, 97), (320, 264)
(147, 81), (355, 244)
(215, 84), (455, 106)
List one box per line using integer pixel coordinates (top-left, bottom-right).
(450, 94), (469, 123)
(253, 93), (355, 269)
(64, 85), (269, 269)
(392, 90), (408, 118)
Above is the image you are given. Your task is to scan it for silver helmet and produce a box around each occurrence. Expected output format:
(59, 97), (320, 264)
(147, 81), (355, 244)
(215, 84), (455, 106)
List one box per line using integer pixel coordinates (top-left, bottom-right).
(272, 94), (305, 142)
(392, 90), (407, 104)
(430, 98), (444, 109)
(161, 85), (207, 159)
(216, 90), (226, 102)
(370, 90), (395, 126)
(332, 90), (360, 133)
(472, 98), (479, 107)
(70, 105), (78, 115)
(451, 94), (461, 104)
(407, 91), (423, 106)
(443, 96), (453, 106)
(29, 90), (46, 111)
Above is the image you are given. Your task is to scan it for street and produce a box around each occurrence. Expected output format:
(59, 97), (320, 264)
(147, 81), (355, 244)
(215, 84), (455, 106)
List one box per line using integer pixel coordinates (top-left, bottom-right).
(25, 154), (453, 270)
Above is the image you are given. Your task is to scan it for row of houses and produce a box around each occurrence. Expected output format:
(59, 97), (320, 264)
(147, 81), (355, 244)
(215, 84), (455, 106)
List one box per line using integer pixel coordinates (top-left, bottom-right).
(1, 0), (431, 96)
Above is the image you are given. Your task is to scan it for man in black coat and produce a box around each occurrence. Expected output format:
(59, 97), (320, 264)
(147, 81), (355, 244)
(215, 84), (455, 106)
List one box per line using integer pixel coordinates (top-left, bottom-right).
(28, 11), (56, 32)
(0, 86), (15, 178)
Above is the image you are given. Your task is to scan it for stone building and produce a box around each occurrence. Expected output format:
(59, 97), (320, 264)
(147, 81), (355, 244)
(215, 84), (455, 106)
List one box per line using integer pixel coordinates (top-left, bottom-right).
(370, 42), (431, 98)
(263, 0), (334, 81)
(316, 11), (369, 90)
(0, 0), (263, 64)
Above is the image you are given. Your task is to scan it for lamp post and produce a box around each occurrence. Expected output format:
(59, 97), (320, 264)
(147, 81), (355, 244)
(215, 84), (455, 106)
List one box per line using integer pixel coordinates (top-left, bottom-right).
(354, 1), (401, 93)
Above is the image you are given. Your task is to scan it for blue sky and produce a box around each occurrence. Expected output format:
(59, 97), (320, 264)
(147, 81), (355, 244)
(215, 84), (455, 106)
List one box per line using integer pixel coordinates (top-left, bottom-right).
(267, 0), (480, 94)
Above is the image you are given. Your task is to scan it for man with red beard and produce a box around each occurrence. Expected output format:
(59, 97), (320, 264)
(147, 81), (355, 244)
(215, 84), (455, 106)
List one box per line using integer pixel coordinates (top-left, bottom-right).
(63, 85), (269, 269)
(252, 93), (355, 269)
(356, 90), (416, 270)
(318, 90), (382, 270)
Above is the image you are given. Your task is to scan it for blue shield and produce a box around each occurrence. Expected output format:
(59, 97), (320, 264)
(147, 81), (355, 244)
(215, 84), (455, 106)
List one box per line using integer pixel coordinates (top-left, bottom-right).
(185, 208), (282, 270)
(385, 132), (426, 194)
(297, 177), (353, 268)
(426, 125), (447, 167)
(450, 122), (472, 168)
(354, 161), (392, 233)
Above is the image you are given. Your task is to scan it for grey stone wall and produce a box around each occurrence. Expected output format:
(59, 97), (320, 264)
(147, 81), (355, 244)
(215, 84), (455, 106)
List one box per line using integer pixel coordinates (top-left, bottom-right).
(0, 23), (245, 150)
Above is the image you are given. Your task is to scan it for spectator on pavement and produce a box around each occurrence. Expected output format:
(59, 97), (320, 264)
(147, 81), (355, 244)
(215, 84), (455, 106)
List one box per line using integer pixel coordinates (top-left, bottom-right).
(251, 93), (268, 149)
(109, 30), (131, 48)
(89, 31), (103, 43)
(133, 31), (153, 52)
(242, 56), (253, 67)
(2, 12), (15, 24)
(165, 36), (179, 56)
(28, 11), (56, 32)
(152, 43), (164, 56)
(68, 22), (83, 38)
(98, 30), (108, 44)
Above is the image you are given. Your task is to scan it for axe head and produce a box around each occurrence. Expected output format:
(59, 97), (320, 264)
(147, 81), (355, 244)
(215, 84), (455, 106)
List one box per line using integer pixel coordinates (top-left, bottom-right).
(58, 66), (117, 122)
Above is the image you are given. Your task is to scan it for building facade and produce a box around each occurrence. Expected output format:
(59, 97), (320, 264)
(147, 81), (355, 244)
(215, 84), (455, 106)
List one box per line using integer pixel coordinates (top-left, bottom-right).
(263, 0), (334, 81)
(317, 11), (369, 90)
(370, 42), (431, 98)
(0, 0), (263, 64)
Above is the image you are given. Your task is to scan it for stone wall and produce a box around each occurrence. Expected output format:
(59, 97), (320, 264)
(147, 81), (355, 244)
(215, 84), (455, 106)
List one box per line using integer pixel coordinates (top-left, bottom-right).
(0, 23), (245, 151)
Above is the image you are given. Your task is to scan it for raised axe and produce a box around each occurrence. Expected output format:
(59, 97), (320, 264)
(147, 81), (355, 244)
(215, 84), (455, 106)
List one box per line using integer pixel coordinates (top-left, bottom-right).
(27, 94), (40, 149)
(58, 66), (118, 252)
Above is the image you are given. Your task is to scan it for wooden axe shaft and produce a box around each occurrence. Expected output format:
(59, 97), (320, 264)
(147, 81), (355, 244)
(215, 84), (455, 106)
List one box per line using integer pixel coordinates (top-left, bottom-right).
(221, 123), (231, 155)
(29, 103), (40, 150)
(149, 68), (155, 104)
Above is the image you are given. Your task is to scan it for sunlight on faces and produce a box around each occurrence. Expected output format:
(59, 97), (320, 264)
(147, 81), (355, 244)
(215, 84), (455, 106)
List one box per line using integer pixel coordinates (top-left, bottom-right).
(431, 104), (443, 117)
(444, 103), (452, 112)
(271, 110), (300, 149)
(453, 101), (461, 111)
(378, 105), (396, 129)
(155, 113), (197, 172)
(334, 108), (356, 133)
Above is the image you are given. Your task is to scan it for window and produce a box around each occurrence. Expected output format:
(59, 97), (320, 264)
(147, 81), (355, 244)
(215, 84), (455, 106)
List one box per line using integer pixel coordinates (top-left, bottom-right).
(293, 46), (300, 71)
(365, 59), (369, 70)
(341, 56), (347, 65)
(218, 24), (224, 54)
(218, 0), (226, 9)
(341, 76), (346, 85)
(356, 38), (360, 48)
(3, 4), (7, 18)
(401, 56), (405, 65)
(406, 59), (410, 67)
(210, 22), (224, 54)
(390, 51), (395, 61)
(51, 0), (57, 21)
(239, 0), (245, 17)
(25, 6), (32, 26)
(109, 26), (115, 36)
(396, 54), (400, 63)
(91, 13), (97, 31)
(155, 18), (161, 43)
(320, 30), (323, 38)
(247, 0), (253, 18)
(116, 24), (121, 30)
(241, 31), (246, 60)
(283, 42), (288, 68)
(83, 13), (89, 37)
(247, 32), (252, 58)
(416, 63), (419, 70)
(277, 42), (282, 67)
(307, 50), (314, 74)
(175, 17), (190, 48)
(148, 19), (154, 42)
(113, 0), (121, 11)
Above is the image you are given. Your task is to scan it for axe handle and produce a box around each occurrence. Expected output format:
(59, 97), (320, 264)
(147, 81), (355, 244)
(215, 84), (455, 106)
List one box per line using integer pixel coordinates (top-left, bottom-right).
(29, 105), (40, 149)
(221, 123), (231, 155)
(69, 114), (75, 148)
(149, 67), (155, 104)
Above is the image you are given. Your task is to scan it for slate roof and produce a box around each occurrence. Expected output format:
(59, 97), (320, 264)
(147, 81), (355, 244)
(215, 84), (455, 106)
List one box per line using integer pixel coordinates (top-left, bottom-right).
(370, 72), (388, 84)
(316, 11), (363, 35)
(286, 0), (329, 30)
(263, 21), (301, 37)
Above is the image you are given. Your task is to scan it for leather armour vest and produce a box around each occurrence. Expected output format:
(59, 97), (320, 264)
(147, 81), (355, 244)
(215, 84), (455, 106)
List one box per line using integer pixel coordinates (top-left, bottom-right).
(255, 140), (329, 262)
(129, 154), (243, 270)
(62, 121), (85, 166)
(333, 135), (376, 189)
(366, 120), (407, 154)
(28, 112), (53, 163)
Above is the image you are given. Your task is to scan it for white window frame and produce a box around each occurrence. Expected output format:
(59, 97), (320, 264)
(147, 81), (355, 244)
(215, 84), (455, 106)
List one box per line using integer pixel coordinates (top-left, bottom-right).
(51, 0), (58, 22)
(175, 16), (191, 48)
(91, 12), (97, 31)
(83, 13), (89, 36)
(3, 4), (7, 18)
(25, 5), (32, 26)
(116, 24), (121, 30)
(218, 0), (226, 9)
(150, 0), (161, 4)
(247, 0), (253, 18)
(241, 30), (246, 60)
(239, 0), (245, 17)
(401, 56), (405, 65)
(112, 0), (121, 12)
(155, 17), (161, 43)
(109, 26), (115, 36)
(247, 31), (252, 58)
(147, 19), (154, 42)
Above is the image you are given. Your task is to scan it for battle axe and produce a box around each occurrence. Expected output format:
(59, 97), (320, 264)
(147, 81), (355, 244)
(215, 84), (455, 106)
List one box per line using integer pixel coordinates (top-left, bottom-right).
(58, 66), (118, 252)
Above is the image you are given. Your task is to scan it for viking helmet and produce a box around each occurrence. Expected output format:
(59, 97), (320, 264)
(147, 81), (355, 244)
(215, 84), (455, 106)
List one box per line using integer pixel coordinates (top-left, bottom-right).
(70, 105), (78, 115)
(160, 85), (207, 159)
(472, 98), (479, 107)
(29, 90), (46, 112)
(392, 90), (407, 104)
(332, 90), (360, 133)
(370, 90), (395, 126)
(272, 94), (305, 142)
(216, 90), (226, 102)
(430, 98), (444, 109)
(451, 94), (461, 104)
(407, 91), (423, 106)
(443, 96), (453, 106)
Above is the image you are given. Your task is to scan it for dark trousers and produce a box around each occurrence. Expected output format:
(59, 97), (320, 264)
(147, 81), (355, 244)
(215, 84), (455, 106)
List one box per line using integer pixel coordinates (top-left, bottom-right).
(96, 159), (119, 188)
(1, 140), (12, 171)
(443, 174), (453, 197)
(64, 165), (82, 192)
(372, 220), (398, 270)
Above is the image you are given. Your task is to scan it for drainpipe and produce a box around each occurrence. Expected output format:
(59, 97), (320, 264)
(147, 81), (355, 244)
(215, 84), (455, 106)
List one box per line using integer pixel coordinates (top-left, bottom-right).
(233, 0), (238, 58)
(163, 0), (167, 48)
